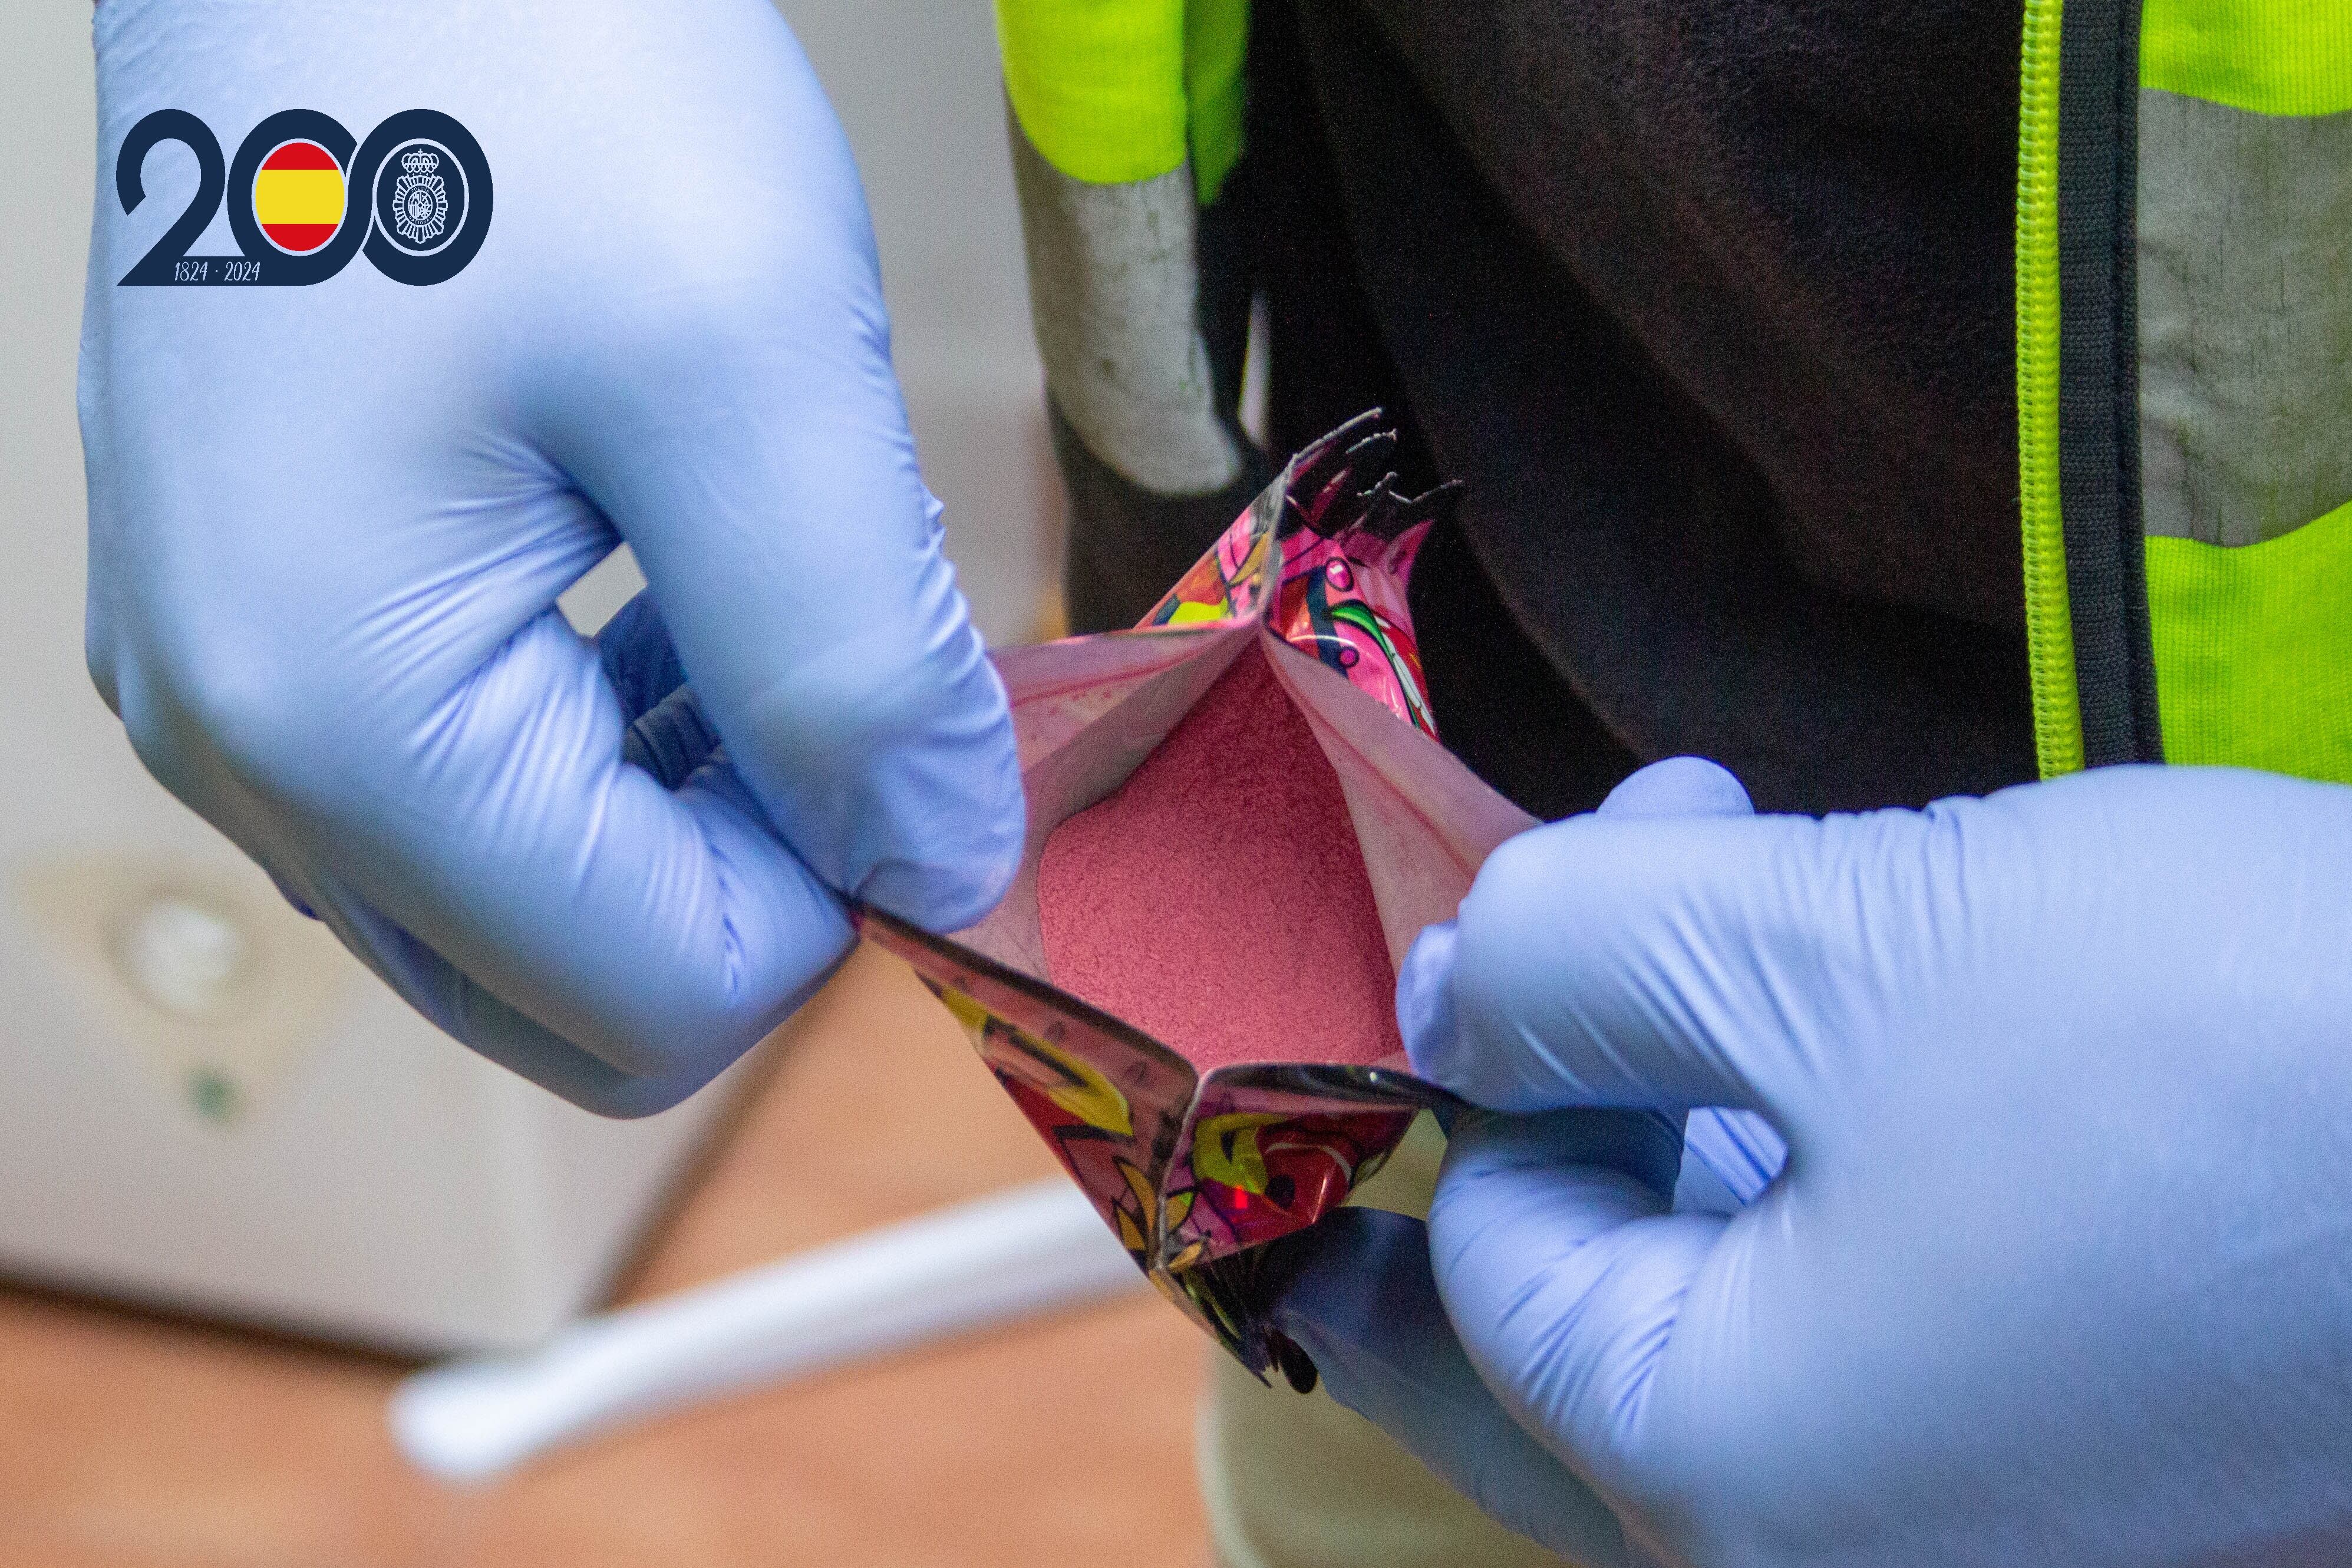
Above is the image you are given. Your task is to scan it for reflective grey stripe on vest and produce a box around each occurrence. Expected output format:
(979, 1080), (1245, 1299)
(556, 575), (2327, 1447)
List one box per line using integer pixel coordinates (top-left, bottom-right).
(2139, 93), (2352, 546)
(1007, 101), (1243, 499)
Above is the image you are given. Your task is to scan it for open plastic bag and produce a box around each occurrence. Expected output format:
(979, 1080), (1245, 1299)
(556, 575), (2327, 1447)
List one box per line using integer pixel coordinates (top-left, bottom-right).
(858, 415), (1536, 1381)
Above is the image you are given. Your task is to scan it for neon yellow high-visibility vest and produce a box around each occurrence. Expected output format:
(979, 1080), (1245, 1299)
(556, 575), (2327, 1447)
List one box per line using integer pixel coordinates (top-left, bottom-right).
(995, 0), (1249, 206)
(998, 1), (2351, 781)
(2017, 0), (2350, 781)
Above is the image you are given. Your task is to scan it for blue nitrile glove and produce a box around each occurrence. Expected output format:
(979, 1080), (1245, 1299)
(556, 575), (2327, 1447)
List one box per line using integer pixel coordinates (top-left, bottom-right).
(80, 0), (1021, 1114)
(1350, 758), (2352, 1566)
(1267, 758), (1765, 1567)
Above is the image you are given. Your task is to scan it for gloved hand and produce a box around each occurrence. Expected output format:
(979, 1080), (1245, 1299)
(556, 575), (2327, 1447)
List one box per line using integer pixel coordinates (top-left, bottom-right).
(81, 0), (1022, 1114)
(1268, 758), (1763, 1568)
(1292, 758), (2352, 1566)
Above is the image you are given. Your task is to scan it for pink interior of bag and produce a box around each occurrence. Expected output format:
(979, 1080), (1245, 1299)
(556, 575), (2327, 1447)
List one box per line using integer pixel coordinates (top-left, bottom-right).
(1038, 639), (1404, 1073)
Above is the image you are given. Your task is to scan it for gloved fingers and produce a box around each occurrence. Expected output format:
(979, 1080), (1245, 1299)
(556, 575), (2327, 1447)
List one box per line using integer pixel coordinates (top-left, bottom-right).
(1592, 755), (1754, 820)
(1676, 1106), (1788, 1211)
(595, 589), (689, 722)
(1403, 759), (1839, 1124)
(1401, 757), (1769, 1114)
(1587, 760), (1779, 1212)
(578, 402), (1022, 934)
(304, 869), (738, 1115)
(592, 589), (725, 788)
(289, 609), (850, 1089)
(1429, 1110), (1728, 1498)
(539, 54), (1021, 935)
(1264, 1207), (1632, 1567)
(621, 688), (723, 792)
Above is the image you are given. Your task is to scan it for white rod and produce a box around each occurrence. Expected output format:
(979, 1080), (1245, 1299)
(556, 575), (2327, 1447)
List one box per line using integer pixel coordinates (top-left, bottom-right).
(390, 1180), (1144, 1480)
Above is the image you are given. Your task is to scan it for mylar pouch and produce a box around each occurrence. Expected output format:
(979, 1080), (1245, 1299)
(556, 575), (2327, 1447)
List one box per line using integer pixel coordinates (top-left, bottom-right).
(860, 415), (1543, 1379)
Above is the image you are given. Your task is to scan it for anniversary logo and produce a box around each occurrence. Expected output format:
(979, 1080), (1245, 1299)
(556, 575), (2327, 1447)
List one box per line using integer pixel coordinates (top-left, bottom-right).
(116, 108), (491, 287)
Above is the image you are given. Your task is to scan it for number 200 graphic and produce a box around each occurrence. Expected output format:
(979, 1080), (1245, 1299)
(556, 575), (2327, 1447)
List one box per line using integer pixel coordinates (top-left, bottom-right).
(116, 108), (491, 287)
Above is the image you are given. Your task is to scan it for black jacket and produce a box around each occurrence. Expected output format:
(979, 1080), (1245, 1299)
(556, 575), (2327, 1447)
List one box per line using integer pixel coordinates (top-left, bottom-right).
(1058, 0), (2038, 819)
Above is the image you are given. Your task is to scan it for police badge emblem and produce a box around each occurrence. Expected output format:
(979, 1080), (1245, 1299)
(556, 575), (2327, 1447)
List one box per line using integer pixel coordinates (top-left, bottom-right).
(373, 138), (467, 258)
(391, 148), (448, 247)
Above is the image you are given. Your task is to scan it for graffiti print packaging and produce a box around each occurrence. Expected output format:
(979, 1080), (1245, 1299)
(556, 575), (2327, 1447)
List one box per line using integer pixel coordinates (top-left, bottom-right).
(857, 416), (1535, 1381)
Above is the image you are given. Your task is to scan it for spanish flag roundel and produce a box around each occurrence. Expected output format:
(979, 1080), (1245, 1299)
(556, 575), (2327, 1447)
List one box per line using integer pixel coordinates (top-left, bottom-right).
(253, 140), (345, 254)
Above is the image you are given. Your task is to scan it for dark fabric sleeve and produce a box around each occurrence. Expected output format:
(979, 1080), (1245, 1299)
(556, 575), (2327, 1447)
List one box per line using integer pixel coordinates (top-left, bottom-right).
(1276, 0), (2038, 814)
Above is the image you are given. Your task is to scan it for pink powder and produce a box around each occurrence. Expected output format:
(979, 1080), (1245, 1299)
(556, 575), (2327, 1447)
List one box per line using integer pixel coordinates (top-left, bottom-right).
(1038, 642), (1403, 1072)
